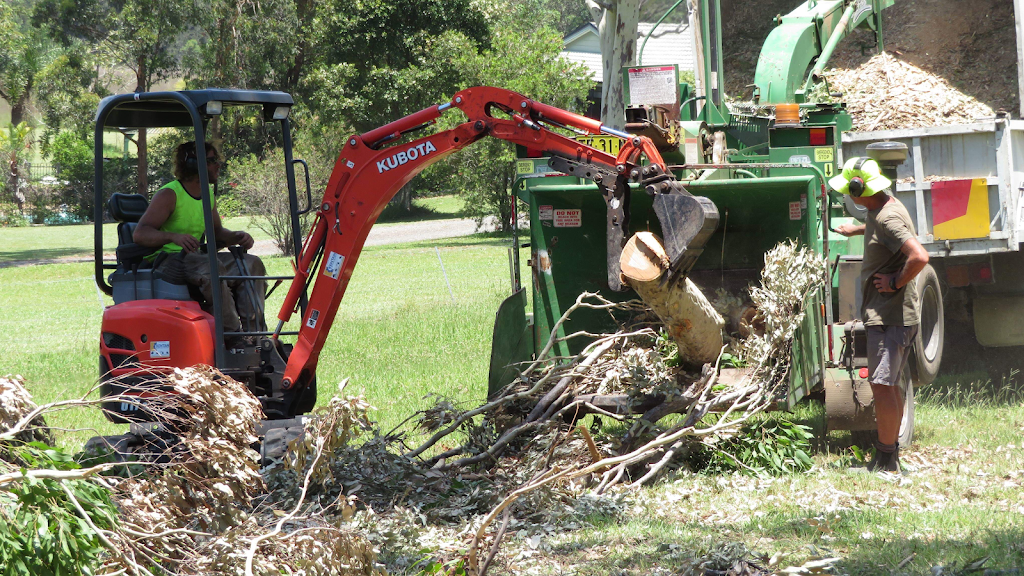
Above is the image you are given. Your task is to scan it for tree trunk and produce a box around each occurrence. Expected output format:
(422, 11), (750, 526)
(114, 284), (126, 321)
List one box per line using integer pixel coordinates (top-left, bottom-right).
(10, 97), (27, 128)
(136, 128), (148, 196)
(620, 231), (724, 366)
(586, 0), (641, 129)
(135, 66), (149, 196)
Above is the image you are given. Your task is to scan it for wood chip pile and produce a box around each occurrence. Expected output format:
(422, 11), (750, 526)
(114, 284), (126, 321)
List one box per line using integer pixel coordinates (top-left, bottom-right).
(825, 52), (996, 131)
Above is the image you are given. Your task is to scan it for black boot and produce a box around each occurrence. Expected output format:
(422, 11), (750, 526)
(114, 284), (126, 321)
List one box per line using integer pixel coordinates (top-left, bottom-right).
(867, 441), (901, 473)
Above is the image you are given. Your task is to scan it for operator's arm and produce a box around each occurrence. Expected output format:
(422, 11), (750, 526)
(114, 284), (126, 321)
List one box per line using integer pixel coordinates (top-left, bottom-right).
(834, 223), (865, 236)
(133, 188), (200, 253)
(213, 211), (254, 250)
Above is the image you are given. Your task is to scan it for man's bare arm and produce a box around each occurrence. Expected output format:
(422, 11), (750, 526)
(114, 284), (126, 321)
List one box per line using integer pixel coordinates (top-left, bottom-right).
(133, 189), (200, 253)
(834, 223), (866, 237)
(873, 236), (929, 293)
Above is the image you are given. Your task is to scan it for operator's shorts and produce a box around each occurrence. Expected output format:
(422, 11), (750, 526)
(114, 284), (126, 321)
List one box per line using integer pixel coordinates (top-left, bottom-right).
(866, 324), (918, 386)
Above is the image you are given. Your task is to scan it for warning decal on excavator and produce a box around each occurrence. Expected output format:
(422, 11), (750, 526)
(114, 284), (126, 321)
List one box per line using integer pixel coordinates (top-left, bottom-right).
(324, 252), (344, 280)
(306, 310), (320, 329)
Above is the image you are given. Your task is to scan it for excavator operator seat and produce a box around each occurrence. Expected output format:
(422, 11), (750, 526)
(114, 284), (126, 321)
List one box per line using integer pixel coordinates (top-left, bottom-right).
(106, 193), (190, 304)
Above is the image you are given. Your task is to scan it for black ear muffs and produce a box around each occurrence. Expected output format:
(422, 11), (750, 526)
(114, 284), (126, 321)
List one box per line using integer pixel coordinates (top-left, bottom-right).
(183, 145), (198, 172)
(183, 147), (196, 170)
(849, 176), (866, 197)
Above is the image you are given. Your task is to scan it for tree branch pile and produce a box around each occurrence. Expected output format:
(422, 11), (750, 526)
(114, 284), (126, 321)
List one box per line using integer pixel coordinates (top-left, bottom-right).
(0, 374), (53, 446)
(1, 241), (824, 575)
(0, 368), (383, 576)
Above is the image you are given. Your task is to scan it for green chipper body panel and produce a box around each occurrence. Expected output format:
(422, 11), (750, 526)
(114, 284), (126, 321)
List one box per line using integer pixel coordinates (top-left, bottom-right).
(489, 170), (829, 409)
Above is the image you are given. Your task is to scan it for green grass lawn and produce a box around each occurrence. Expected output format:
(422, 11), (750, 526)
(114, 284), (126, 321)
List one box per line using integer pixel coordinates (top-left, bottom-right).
(0, 230), (522, 447)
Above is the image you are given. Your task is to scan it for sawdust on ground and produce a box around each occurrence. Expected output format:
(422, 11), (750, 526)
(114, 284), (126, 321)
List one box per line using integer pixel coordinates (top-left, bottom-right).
(721, 0), (1019, 130)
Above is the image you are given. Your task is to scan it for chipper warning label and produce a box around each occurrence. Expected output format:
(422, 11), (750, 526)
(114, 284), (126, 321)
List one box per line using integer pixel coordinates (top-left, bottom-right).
(553, 209), (582, 227)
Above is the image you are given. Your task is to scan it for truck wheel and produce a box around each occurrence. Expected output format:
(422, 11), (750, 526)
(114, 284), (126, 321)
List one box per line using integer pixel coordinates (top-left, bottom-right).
(898, 374), (915, 446)
(848, 371), (915, 448)
(913, 264), (943, 385)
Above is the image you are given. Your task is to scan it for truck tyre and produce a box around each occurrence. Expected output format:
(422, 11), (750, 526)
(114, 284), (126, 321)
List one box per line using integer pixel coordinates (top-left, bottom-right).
(898, 375), (915, 446)
(913, 264), (943, 385)
(846, 368), (915, 449)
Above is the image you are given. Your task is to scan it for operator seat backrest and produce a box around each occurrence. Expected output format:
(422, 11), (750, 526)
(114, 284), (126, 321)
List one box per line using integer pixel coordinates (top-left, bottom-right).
(104, 192), (190, 304)
(107, 193), (149, 246)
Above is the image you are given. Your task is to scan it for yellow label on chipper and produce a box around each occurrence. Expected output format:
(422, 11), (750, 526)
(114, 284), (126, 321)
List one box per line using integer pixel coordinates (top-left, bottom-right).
(516, 160), (535, 175)
(814, 147), (834, 163)
(575, 135), (622, 156)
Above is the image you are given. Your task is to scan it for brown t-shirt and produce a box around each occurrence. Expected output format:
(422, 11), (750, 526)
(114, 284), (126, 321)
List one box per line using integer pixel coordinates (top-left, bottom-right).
(861, 197), (920, 327)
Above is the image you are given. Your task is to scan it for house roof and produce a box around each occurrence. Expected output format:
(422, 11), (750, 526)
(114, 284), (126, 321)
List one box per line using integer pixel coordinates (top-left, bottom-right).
(562, 20), (694, 84)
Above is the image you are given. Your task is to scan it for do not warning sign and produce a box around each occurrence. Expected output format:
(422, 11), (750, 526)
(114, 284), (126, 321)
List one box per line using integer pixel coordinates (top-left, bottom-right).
(553, 209), (582, 228)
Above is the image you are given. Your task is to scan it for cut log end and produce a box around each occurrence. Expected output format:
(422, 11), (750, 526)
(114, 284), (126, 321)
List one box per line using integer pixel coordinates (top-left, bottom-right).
(620, 232), (725, 366)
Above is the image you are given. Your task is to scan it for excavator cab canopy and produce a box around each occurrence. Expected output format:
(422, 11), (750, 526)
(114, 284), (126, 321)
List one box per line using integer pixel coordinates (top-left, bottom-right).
(94, 89), (305, 369)
(96, 89), (294, 128)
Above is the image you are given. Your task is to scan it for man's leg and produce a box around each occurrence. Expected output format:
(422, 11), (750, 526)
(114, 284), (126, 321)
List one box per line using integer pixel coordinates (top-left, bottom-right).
(184, 252), (244, 341)
(865, 325), (917, 472)
(871, 384), (902, 446)
(219, 252), (267, 333)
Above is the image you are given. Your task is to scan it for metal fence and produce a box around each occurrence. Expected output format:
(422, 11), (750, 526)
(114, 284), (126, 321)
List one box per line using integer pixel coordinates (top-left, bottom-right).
(25, 162), (55, 181)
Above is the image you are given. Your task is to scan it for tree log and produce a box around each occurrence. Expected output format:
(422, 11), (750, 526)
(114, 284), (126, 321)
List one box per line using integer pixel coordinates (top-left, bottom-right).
(619, 232), (724, 365)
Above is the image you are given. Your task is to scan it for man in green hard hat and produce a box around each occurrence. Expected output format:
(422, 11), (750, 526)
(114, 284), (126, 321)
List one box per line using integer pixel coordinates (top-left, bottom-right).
(831, 156), (930, 474)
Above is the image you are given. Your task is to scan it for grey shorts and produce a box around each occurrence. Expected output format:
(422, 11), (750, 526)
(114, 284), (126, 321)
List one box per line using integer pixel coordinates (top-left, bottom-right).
(866, 325), (918, 386)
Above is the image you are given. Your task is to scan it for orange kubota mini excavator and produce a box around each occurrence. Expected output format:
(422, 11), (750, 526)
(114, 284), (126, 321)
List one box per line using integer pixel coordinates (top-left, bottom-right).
(91, 87), (718, 454)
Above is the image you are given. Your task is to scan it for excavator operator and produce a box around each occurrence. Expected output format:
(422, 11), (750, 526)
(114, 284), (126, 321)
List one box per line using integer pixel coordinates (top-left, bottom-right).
(133, 141), (268, 347)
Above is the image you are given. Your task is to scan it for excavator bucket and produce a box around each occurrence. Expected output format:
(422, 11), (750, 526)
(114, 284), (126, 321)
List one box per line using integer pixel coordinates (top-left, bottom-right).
(652, 187), (721, 285)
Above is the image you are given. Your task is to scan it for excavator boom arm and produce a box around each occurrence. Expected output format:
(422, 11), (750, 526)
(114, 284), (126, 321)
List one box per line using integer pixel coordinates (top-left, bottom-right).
(273, 86), (716, 393)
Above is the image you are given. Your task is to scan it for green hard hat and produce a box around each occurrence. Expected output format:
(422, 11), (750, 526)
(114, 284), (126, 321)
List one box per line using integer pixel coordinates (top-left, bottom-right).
(828, 157), (892, 196)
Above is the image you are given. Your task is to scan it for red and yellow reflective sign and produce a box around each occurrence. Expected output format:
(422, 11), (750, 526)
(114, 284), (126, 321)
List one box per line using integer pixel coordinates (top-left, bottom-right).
(931, 178), (990, 240)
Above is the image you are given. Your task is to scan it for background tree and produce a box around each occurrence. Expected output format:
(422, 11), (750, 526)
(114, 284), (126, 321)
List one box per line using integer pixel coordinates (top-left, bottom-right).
(438, 0), (593, 231)
(301, 0), (490, 211)
(0, 0), (59, 127)
(530, 0), (593, 34)
(304, 0), (489, 132)
(586, 0), (641, 129)
(181, 0), (301, 146)
(34, 48), (102, 142)
(35, 0), (202, 196)
(0, 122), (34, 212)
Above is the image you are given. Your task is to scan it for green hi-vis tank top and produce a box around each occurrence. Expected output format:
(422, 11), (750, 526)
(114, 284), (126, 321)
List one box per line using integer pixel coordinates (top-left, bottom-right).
(153, 180), (215, 256)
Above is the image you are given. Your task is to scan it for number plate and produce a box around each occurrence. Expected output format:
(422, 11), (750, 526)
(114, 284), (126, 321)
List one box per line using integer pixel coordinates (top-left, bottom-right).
(575, 135), (622, 156)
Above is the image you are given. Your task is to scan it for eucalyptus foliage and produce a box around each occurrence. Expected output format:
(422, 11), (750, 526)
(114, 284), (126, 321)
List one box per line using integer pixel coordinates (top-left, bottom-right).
(0, 444), (118, 576)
